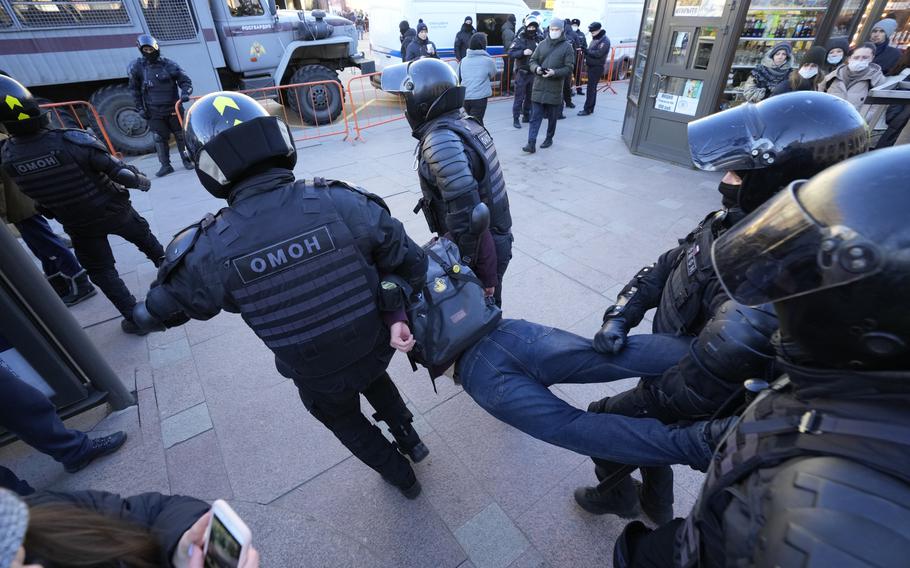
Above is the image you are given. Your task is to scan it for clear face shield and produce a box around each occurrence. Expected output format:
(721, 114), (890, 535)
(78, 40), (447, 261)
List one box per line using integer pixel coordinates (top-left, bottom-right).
(712, 181), (883, 306)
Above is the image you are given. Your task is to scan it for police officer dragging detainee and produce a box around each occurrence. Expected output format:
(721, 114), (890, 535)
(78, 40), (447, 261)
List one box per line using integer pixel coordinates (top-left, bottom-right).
(615, 146), (910, 568)
(575, 92), (870, 524)
(0, 75), (163, 335)
(129, 35), (194, 177)
(131, 92), (430, 498)
(381, 58), (514, 307)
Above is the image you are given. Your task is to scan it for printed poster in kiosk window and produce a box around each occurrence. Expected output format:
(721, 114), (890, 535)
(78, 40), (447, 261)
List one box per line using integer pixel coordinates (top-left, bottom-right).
(674, 79), (702, 116)
(674, 0), (724, 17)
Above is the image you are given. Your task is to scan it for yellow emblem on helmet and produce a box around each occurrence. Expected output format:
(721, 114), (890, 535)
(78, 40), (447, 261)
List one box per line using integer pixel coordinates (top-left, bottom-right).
(5, 95), (22, 110)
(213, 95), (240, 115)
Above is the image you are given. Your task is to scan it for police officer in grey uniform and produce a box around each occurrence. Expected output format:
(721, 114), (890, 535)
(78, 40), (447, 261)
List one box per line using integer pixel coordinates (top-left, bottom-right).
(128, 35), (194, 177)
(381, 58), (513, 307)
(131, 92), (429, 498)
(0, 75), (163, 335)
(615, 146), (910, 568)
(575, 92), (870, 524)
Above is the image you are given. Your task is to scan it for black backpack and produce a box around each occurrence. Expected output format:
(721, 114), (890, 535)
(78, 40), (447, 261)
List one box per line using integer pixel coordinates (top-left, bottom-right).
(406, 237), (502, 384)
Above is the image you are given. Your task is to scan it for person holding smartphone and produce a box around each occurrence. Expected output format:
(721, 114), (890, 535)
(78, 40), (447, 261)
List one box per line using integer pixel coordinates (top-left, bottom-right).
(132, 92), (430, 499)
(0, 488), (259, 568)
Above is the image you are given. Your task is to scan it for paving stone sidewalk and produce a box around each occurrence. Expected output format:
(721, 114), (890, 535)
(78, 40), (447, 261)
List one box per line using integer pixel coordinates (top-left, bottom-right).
(1, 84), (722, 567)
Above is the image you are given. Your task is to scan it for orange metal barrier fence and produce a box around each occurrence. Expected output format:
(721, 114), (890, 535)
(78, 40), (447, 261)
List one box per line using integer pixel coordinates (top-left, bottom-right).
(175, 79), (350, 143)
(39, 101), (121, 158)
(574, 45), (637, 95)
(345, 71), (407, 141)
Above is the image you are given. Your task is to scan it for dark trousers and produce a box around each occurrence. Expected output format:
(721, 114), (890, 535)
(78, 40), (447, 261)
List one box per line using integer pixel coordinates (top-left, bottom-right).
(616, 518), (683, 567)
(588, 384), (675, 509)
(463, 98), (489, 126)
(148, 110), (188, 165)
(15, 214), (82, 277)
(492, 231), (513, 307)
(874, 103), (910, 149)
(584, 65), (604, 112)
(294, 371), (416, 487)
(0, 360), (90, 494)
(528, 102), (559, 143)
(69, 207), (164, 319)
(562, 75), (573, 105)
(512, 71), (533, 119)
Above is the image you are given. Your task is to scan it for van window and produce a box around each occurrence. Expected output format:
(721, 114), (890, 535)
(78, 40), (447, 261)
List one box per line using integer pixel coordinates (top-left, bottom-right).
(226, 0), (264, 17)
(477, 13), (512, 46)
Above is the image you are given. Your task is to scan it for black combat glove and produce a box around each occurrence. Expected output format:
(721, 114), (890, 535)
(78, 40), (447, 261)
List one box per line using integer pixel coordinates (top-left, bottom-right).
(180, 93), (190, 103)
(593, 318), (628, 354)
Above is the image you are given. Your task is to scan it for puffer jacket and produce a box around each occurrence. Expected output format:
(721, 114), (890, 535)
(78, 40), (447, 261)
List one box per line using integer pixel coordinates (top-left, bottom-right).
(459, 49), (497, 100)
(820, 62), (887, 114)
(528, 34), (575, 105)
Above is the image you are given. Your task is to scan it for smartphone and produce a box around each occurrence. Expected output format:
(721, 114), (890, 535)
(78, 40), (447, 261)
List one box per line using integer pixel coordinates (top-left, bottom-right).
(203, 500), (252, 568)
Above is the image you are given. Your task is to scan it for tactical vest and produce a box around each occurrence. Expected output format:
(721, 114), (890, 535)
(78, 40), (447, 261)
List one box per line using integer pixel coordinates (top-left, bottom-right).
(208, 180), (384, 380)
(676, 373), (910, 567)
(653, 211), (727, 336)
(422, 115), (512, 234)
(137, 58), (179, 108)
(0, 130), (125, 228)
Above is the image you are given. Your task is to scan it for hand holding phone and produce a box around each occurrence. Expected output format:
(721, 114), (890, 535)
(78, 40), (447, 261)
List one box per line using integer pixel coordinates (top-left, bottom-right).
(202, 500), (253, 568)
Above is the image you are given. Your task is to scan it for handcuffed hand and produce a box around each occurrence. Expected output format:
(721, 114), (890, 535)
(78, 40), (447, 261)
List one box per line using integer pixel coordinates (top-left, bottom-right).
(390, 321), (415, 353)
(593, 318), (628, 354)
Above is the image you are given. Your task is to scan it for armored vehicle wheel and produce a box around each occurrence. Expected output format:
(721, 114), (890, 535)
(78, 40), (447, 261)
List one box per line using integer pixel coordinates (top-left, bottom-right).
(612, 57), (632, 81)
(285, 65), (344, 125)
(90, 84), (155, 155)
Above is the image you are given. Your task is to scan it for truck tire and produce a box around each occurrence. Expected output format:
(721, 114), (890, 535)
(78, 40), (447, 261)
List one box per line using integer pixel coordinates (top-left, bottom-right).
(89, 84), (154, 155)
(611, 57), (632, 81)
(285, 65), (344, 125)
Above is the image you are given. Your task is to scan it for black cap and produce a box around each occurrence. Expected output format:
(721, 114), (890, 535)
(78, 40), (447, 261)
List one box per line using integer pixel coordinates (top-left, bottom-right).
(800, 46), (827, 67)
(571, 18), (581, 26)
(588, 22), (602, 32)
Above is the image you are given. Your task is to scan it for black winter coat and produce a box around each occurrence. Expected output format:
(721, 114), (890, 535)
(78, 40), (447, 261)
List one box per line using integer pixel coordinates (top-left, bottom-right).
(585, 31), (611, 67)
(400, 28), (417, 59)
(26, 490), (209, 566)
(508, 33), (539, 72)
(405, 37), (439, 62)
(454, 25), (475, 61)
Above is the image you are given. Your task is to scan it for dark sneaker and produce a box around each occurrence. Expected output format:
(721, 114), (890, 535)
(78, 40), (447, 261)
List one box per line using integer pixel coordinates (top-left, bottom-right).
(577, 110), (592, 116)
(64, 431), (127, 473)
(540, 137), (553, 148)
(62, 271), (96, 306)
(513, 117), (521, 129)
(522, 142), (536, 153)
(573, 485), (641, 517)
(121, 318), (150, 336)
(155, 164), (174, 177)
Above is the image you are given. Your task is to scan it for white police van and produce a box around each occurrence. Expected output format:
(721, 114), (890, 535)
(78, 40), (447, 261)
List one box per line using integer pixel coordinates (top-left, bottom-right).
(368, 0), (532, 69)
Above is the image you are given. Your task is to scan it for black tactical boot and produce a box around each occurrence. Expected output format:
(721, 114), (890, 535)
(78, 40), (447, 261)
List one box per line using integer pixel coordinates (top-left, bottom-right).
(180, 153), (194, 170)
(540, 137), (553, 148)
(573, 477), (641, 517)
(155, 142), (174, 177)
(64, 431), (127, 473)
(121, 318), (150, 336)
(513, 116), (521, 129)
(62, 271), (96, 306)
(638, 480), (674, 525)
(576, 87), (584, 95)
(383, 468), (422, 499)
(374, 412), (429, 463)
(46, 272), (72, 299)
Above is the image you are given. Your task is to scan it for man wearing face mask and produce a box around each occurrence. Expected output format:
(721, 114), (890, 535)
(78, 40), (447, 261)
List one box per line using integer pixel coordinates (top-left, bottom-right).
(405, 23), (438, 62)
(869, 18), (902, 74)
(574, 92), (870, 524)
(523, 18), (575, 153)
(820, 43), (886, 113)
(128, 35), (193, 177)
(509, 20), (540, 128)
(454, 16), (475, 62)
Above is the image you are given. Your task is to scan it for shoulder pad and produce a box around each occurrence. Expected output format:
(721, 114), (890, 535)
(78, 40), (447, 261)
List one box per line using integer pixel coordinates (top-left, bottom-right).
(313, 177), (390, 214)
(62, 129), (107, 152)
(158, 213), (214, 282)
(422, 127), (465, 151)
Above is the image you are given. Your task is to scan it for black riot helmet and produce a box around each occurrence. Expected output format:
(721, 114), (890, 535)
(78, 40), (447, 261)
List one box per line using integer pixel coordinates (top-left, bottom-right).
(688, 91), (868, 213)
(713, 146), (910, 370)
(184, 91), (296, 199)
(0, 73), (46, 135)
(380, 58), (465, 131)
(137, 34), (160, 60)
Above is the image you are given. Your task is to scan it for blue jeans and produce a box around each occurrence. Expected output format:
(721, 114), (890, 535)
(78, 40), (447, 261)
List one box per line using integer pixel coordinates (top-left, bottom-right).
(457, 319), (713, 469)
(16, 215), (82, 277)
(528, 102), (558, 143)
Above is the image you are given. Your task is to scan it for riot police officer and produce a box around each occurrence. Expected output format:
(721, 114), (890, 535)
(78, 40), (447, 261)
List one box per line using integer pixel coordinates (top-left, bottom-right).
(381, 58), (513, 306)
(508, 19), (540, 129)
(131, 92), (430, 498)
(575, 92), (870, 523)
(616, 146), (910, 567)
(0, 75), (163, 335)
(128, 35), (194, 177)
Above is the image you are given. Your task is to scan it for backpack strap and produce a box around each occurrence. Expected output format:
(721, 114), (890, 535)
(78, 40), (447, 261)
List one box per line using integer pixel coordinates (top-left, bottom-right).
(425, 247), (484, 287)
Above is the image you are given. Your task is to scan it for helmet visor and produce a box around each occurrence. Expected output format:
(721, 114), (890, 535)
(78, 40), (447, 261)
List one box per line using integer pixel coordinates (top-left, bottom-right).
(688, 103), (769, 171)
(380, 63), (411, 93)
(712, 181), (883, 306)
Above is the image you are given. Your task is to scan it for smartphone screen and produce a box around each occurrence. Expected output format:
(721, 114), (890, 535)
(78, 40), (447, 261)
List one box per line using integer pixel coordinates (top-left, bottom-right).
(204, 514), (242, 568)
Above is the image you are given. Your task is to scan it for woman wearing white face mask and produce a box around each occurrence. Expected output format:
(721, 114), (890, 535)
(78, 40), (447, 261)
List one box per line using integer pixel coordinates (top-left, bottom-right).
(824, 38), (849, 73)
(819, 43), (886, 113)
(772, 46), (827, 96)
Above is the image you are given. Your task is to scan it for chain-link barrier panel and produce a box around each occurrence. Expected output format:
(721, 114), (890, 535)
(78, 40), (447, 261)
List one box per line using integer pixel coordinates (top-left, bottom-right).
(139, 0), (196, 42)
(10, 0), (130, 28)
